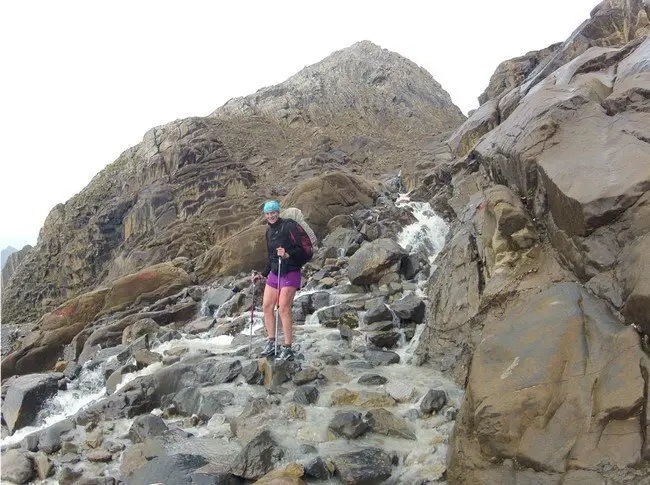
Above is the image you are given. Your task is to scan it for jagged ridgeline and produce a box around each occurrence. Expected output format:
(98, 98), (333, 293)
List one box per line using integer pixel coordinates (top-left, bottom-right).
(2, 40), (464, 326)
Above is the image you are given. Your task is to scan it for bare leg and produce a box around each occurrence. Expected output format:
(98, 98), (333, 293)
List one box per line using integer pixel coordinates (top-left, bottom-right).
(262, 284), (278, 339)
(278, 286), (297, 346)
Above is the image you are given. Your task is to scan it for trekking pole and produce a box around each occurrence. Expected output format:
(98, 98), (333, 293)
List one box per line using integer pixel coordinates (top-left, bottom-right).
(274, 256), (282, 357)
(249, 271), (255, 358)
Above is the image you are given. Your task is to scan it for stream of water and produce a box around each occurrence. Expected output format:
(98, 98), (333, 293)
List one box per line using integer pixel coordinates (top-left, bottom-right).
(1, 197), (462, 484)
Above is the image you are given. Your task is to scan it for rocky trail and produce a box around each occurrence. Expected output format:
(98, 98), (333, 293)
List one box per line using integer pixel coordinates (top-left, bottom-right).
(1, 196), (461, 485)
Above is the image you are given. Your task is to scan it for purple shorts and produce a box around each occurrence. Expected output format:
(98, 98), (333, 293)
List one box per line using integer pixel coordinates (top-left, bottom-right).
(266, 270), (302, 289)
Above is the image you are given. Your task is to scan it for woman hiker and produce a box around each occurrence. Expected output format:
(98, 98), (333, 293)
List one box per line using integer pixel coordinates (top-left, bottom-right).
(253, 200), (310, 361)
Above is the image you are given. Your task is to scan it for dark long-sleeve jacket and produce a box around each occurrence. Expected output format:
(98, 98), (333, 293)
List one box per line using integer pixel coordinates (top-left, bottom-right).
(262, 218), (309, 276)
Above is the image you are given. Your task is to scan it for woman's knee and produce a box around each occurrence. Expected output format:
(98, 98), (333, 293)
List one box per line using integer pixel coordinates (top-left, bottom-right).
(279, 301), (292, 315)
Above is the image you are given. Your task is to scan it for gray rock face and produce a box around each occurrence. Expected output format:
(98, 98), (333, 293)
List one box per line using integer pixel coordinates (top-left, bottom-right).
(363, 349), (400, 366)
(331, 448), (393, 485)
(1, 449), (35, 484)
(214, 40), (463, 135)
(323, 227), (364, 258)
(1, 244), (31, 288)
(347, 238), (408, 285)
(128, 414), (169, 443)
(129, 453), (209, 485)
(230, 430), (285, 480)
(3, 372), (63, 433)
(363, 302), (393, 324)
(293, 386), (320, 405)
(37, 419), (75, 454)
(390, 294), (425, 324)
(171, 388), (234, 419)
(450, 283), (650, 481)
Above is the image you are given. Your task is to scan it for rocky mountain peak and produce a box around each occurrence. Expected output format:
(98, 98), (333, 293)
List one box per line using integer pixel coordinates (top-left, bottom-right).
(213, 40), (464, 135)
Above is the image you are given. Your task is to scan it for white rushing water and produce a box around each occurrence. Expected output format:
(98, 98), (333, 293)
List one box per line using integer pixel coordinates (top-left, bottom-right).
(396, 195), (449, 266)
(1, 364), (106, 449)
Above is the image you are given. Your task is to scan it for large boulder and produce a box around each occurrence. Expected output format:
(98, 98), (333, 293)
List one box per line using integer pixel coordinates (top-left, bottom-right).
(1, 449), (35, 484)
(2, 373), (63, 434)
(1, 288), (109, 377)
(282, 173), (378, 238)
(347, 238), (408, 285)
(230, 430), (285, 480)
(449, 283), (650, 483)
(102, 261), (191, 312)
(195, 224), (267, 280)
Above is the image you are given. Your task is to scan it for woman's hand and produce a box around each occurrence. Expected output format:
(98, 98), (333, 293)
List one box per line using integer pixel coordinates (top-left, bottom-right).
(252, 271), (264, 282)
(276, 247), (290, 260)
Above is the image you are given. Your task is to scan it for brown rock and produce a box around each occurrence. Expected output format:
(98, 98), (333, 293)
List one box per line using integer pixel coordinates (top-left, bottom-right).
(103, 262), (191, 312)
(449, 283), (649, 480)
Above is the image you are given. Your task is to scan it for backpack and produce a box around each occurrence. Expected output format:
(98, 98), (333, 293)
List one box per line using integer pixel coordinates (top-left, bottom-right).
(280, 207), (317, 262)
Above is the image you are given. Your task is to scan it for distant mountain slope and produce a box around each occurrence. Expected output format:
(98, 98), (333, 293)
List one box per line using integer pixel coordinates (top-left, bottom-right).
(2, 41), (465, 324)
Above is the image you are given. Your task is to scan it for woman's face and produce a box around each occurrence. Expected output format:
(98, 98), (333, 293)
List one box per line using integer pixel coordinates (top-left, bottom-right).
(265, 211), (279, 224)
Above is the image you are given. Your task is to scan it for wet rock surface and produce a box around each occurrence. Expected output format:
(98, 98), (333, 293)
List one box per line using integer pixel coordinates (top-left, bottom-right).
(0, 194), (462, 484)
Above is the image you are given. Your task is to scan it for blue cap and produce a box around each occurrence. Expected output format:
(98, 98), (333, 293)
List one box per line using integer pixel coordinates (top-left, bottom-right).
(263, 200), (280, 213)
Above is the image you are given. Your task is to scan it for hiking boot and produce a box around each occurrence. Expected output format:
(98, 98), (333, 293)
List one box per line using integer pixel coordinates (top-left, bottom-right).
(259, 339), (277, 358)
(277, 345), (295, 362)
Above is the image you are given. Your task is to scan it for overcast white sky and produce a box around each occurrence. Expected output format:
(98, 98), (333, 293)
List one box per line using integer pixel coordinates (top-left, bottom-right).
(0, 0), (598, 250)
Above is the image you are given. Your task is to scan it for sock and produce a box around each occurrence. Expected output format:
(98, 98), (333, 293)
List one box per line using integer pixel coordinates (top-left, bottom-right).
(268, 338), (275, 341)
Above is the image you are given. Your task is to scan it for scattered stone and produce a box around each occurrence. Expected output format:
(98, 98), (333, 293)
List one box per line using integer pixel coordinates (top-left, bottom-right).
(363, 349), (400, 365)
(256, 462), (305, 484)
(420, 389), (447, 414)
(331, 448), (393, 485)
(121, 318), (160, 346)
(316, 351), (342, 365)
(328, 411), (369, 439)
(33, 452), (52, 480)
(259, 357), (297, 389)
(213, 359), (243, 383)
(391, 294), (425, 324)
(360, 320), (394, 332)
(366, 331), (400, 348)
(330, 389), (396, 408)
(345, 361), (374, 370)
(403, 408), (421, 421)
(57, 466), (83, 484)
(365, 408), (416, 440)
(287, 402), (306, 420)
(230, 430), (285, 480)
(1, 449), (35, 484)
(20, 432), (39, 452)
(385, 381), (416, 402)
(358, 374), (387, 386)
(129, 453), (209, 485)
(38, 419), (75, 454)
(347, 239), (408, 285)
(184, 316), (215, 334)
(338, 324), (362, 341)
(242, 361), (264, 385)
(293, 366), (320, 385)
(293, 386), (320, 405)
(84, 428), (103, 449)
(128, 414), (169, 443)
(364, 303), (393, 324)
(87, 449), (113, 462)
(302, 456), (330, 480)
